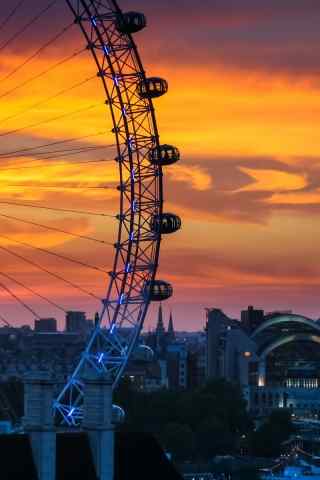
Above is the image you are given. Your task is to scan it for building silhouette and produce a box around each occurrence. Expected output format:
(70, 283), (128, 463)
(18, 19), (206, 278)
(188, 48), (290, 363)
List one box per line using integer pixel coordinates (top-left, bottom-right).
(241, 305), (264, 334)
(34, 318), (57, 333)
(129, 306), (192, 391)
(66, 311), (86, 333)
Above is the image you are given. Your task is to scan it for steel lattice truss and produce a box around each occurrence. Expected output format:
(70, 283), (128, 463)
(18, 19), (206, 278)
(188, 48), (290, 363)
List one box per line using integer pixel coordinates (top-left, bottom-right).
(54, 0), (164, 426)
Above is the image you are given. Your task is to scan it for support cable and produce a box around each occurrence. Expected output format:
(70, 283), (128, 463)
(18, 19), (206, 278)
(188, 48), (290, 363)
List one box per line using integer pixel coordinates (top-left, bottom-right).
(0, 46), (86, 100)
(0, 1), (26, 34)
(0, 131), (111, 157)
(0, 244), (100, 300)
(0, 271), (66, 313)
(0, 158), (113, 171)
(0, 1), (58, 55)
(0, 313), (11, 328)
(0, 75), (96, 125)
(0, 281), (40, 319)
(20, 145), (110, 161)
(3, 144), (106, 159)
(0, 184), (115, 190)
(0, 233), (108, 273)
(0, 201), (115, 218)
(0, 22), (74, 85)
(0, 103), (102, 138)
(0, 212), (113, 245)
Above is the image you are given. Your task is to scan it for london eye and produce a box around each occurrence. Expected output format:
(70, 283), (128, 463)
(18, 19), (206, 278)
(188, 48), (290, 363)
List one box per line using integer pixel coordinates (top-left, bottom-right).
(0, 0), (181, 427)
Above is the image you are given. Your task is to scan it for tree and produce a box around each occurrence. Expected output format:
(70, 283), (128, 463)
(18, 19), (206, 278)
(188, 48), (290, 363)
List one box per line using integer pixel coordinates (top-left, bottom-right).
(196, 416), (235, 459)
(115, 377), (253, 461)
(161, 423), (195, 461)
(251, 409), (296, 457)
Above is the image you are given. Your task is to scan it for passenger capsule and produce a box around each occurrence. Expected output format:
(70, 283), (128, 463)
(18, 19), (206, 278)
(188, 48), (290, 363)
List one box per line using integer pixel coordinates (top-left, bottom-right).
(115, 11), (146, 34)
(151, 213), (182, 234)
(143, 280), (173, 302)
(112, 404), (125, 424)
(149, 144), (180, 166)
(138, 77), (168, 99)
(133, 344), (154, 362)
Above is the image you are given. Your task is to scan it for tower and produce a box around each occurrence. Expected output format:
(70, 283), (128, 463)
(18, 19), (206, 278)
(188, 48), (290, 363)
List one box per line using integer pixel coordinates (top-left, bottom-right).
(167, 311), (175, 342)
(241, 305), (264, 333)
(155, 304), (165, 336)
(82, 367), (114, 480)
(24, 371), (56, 480)
(155, 304), (166, 353)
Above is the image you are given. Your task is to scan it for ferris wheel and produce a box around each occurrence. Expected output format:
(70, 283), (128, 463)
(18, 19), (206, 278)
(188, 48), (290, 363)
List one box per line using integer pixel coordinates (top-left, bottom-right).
(0, 0), (181, 427)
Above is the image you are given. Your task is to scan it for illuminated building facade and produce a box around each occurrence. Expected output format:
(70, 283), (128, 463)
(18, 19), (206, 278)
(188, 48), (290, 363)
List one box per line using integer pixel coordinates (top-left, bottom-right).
(206, 307), (320, 417)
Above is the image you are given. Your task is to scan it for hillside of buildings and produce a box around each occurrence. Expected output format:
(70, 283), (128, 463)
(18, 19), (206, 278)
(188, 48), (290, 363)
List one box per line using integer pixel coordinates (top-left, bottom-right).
(1, 305), (320, 478)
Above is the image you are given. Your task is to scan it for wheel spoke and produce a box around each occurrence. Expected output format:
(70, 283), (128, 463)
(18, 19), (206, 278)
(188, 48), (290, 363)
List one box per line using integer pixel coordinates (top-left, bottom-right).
(0, 0), (178, 430)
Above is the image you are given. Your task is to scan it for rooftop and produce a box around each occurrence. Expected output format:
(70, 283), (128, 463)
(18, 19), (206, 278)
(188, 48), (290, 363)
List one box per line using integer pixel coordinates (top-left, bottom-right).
(0, 431), (182, 480)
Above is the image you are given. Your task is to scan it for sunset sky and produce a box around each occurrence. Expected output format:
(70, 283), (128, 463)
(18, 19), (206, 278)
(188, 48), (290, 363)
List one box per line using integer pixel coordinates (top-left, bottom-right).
(1, 0), (320, 330)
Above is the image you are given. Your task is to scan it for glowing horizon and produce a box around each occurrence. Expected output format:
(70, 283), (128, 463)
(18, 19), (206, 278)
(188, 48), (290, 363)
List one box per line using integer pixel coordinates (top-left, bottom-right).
(1, 1), (320, 331)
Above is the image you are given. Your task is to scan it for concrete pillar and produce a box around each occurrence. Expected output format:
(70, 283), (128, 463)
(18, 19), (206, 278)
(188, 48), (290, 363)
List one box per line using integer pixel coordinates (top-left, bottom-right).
(82, 366), (114, 480)
(23, 371), (56, 480)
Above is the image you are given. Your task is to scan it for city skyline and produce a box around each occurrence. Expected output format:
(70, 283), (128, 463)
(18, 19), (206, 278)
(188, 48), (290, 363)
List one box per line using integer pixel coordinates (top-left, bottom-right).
(1, 1), (320, 330)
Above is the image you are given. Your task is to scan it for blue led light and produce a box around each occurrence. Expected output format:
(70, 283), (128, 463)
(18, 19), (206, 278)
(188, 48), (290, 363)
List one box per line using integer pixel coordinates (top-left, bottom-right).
(125, 263), (132, 273)
(68, 407), (75, 417)
(128, 135), (134, 151)
(51, 0), (170, 426)
(98, 353), (104, 363)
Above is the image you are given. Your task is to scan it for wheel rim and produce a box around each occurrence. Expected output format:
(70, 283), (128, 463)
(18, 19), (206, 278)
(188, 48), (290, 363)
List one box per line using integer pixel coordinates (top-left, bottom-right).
(54, 0), (164, 426)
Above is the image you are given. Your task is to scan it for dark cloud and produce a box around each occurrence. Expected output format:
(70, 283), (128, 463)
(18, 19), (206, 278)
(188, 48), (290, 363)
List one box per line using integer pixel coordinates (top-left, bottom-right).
(120, 0), (320, 76)
(1, 1), (320, 326)
(1, 1), (320, 77)
(120, 0), (320, 22)
(161, 245), (320, 283)
(164, 155), (320, 224)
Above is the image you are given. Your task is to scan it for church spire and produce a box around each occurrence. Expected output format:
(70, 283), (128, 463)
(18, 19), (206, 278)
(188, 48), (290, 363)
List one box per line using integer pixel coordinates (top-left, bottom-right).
(167, 310), (175, 341)
(156, 304), (165, 336)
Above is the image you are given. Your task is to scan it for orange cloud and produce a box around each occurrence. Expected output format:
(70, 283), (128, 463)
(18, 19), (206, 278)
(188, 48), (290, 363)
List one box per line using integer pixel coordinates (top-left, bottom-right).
(3, 16), (320, 326)
(0, 157), (118, 197)
(166, 164), (212, 191)
(237, 167), (307, 192)
(268, 191), (320, 205)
